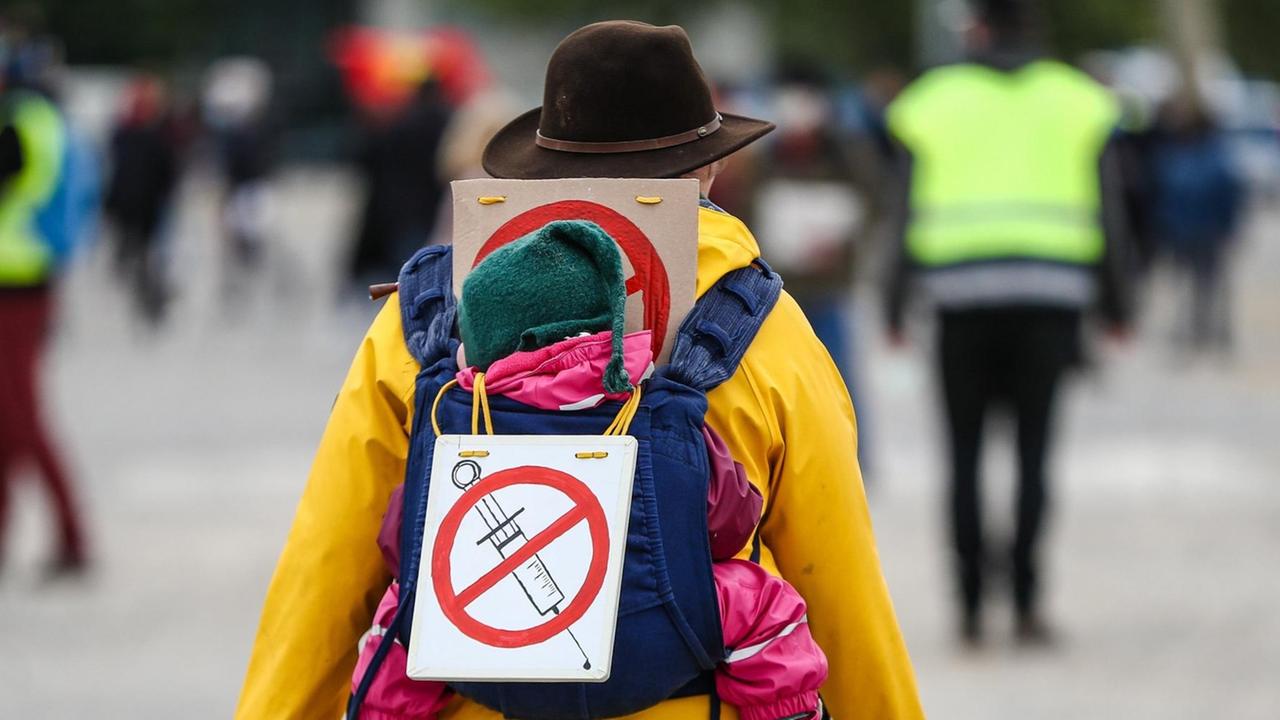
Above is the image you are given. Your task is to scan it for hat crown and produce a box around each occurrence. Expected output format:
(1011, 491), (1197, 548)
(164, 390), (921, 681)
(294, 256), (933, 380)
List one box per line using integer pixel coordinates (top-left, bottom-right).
(538, 21), (718, 144)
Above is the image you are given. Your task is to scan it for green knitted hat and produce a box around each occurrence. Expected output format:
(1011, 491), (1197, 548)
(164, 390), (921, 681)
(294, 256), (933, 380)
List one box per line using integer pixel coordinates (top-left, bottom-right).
(458, 220), (632, 394)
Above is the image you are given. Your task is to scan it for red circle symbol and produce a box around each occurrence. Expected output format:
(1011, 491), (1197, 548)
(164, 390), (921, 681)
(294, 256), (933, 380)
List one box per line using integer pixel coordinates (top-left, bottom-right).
(431, 465), (610, 648)
(474, 200), (672, 358)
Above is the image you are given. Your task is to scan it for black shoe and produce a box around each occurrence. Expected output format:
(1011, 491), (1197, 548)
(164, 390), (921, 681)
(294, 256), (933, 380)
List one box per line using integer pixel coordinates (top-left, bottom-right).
(42, 552), (89, 583)
(1015, 613), (1058, 648)
(959, 611), (983, 649)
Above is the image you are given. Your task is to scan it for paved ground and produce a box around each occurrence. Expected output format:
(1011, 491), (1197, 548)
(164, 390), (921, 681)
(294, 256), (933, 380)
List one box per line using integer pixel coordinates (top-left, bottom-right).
(1, 166), (1277, 718)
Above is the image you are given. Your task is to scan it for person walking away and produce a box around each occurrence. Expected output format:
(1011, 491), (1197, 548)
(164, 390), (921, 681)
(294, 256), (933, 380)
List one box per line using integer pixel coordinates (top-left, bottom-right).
(747, 61), (877, 436)
(884, 0), (1132, 645)
(751, 62), (865, 378)
(1146, 96), (1243, 358)
(105, 75), (180, 326)
(349, 77), (454, 289)
(0, 65), (88, 576)
(238, 20), (922, 720)
(202, 57), (276, 307)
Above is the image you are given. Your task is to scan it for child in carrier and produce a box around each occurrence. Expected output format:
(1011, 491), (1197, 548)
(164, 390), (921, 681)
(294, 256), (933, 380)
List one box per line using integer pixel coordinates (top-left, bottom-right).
(352, 221), (828, 720)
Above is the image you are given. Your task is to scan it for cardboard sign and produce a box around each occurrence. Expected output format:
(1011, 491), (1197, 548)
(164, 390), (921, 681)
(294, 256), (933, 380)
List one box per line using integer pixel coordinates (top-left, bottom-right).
(451, 178), (700, 363)
(406, 434), (638, 682)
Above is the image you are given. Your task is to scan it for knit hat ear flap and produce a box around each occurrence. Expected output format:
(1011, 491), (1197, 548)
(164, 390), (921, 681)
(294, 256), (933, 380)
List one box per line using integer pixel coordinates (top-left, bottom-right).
(544, 221), (632, 394)
(601, 256), (631, 395)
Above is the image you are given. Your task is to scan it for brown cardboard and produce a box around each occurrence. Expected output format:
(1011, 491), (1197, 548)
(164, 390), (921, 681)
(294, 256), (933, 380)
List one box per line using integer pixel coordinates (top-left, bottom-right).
(451, 178), (700, 364)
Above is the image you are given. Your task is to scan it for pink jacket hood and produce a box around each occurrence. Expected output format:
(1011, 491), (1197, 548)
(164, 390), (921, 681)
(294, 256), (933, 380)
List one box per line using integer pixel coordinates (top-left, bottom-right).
(457, 330), (654, 411)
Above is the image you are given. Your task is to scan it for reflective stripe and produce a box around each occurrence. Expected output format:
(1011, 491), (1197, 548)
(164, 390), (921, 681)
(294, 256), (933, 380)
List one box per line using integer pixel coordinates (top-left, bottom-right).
(356, 624), (385, 650)
(922, 262), (1094, 309)
(357, 624), (402, 650)
(913, 202), (1096, 227)
(559, 394), (606, 411)
(724, 616), (807, 664)
(908, 215), (1104, 267)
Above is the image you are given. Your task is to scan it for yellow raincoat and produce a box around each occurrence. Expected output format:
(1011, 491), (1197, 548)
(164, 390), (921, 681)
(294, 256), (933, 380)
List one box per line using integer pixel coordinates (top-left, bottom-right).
(236, 207), (923, 719)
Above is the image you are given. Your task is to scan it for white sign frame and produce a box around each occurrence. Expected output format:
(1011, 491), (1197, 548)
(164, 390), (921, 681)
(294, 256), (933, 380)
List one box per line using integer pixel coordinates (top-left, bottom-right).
(406, 434), (637, 683)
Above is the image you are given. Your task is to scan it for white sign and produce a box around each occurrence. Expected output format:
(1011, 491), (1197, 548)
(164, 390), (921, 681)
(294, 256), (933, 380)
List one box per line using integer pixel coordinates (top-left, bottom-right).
(450, 177), (699, 363)
(406, 434), (637, 682)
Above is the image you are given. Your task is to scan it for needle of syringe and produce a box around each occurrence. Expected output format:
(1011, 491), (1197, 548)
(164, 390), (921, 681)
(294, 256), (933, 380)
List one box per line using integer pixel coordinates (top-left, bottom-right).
(552, 607), (592, 670)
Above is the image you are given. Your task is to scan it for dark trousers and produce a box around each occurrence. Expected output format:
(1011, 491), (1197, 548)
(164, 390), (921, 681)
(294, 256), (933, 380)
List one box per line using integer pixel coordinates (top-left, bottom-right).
(0, 287), (85, 562)
(937, 307), (1080, 618)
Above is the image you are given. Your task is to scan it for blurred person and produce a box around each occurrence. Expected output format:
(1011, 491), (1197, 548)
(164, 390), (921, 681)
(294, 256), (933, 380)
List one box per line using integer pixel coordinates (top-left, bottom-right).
(238, 21), (922, 720)
(751, 61), (868, 387)
(738, 61), (880, 468)
(104, 75), (180, 326)
(1146, 96), (1243, 357)
(34, 73), (100, 276)
(428, 88), (518, 245)
(437, 89), (517, 184)
(858, 65), (909, 164)
(203, 57), (276, 302)
(0, 36), (88, 575)
(349, 76), (453, 289)
(884, 0), (1132, 645)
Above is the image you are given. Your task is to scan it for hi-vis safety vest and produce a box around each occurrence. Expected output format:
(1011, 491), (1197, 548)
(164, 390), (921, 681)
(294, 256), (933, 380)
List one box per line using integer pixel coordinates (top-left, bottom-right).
(0, 90), (65, 286)
(887, 60), (1119, 268)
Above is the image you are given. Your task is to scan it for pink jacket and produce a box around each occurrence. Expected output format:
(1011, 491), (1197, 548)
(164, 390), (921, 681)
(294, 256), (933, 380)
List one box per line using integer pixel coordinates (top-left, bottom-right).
(457, 330), (655, 411)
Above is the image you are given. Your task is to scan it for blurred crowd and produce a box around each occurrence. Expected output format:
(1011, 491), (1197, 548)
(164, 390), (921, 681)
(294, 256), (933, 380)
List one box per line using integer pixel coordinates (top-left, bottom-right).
(4, 13), (1267, 342)
(1, 0), (1274, 623)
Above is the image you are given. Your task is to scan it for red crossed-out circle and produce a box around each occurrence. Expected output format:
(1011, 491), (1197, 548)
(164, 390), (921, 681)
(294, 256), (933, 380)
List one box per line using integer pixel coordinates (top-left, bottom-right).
(474, 200), (672, 359)
(431, 465), (610, 648)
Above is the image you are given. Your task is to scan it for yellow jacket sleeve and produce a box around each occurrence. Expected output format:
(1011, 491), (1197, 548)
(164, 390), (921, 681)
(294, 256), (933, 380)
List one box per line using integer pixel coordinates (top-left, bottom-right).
(706, 291), (923, 720)
(235, 298), (418, 719)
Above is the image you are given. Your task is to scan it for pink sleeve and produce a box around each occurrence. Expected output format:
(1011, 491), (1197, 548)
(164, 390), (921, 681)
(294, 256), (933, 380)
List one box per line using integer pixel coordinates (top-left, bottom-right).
(704, 425), (763, 561)
(352, 583), (453, 720)
(376, 486), (404, 576)
(713, 561), (829, 720)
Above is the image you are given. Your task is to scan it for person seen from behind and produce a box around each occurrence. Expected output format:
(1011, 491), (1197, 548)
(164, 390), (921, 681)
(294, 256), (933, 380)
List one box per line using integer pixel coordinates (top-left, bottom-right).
(884, 0), (1133, 646)
(238, 20), (922, 720)
(1146, 94), (1243, 359)
(0, 34), (88, 577)
(105, 74), (180, 327)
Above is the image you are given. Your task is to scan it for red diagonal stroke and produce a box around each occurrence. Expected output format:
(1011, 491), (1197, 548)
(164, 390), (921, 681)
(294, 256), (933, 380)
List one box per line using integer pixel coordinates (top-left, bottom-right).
(454, 504), (590, 608)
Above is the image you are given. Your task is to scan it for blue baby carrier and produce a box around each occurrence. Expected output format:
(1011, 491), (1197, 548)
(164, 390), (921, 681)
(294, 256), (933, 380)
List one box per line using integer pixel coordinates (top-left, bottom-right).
(350, 239), (782, 720)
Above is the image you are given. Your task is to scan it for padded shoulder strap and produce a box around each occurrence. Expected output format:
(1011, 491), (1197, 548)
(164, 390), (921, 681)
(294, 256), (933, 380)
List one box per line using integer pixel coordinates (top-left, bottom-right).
(397, 245), (459, 367)
(666, 259), (783, 393)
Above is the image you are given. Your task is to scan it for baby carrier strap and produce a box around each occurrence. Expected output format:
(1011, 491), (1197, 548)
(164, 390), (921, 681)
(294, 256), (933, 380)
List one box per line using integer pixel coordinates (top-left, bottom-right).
(350, 246), (458, 720)
(666, 259), (783, 393)
(398, 244), (458, 367)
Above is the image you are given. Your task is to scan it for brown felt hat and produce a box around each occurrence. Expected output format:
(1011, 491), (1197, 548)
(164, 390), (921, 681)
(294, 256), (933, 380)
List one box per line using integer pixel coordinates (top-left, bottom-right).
(483, 21), (775, 180)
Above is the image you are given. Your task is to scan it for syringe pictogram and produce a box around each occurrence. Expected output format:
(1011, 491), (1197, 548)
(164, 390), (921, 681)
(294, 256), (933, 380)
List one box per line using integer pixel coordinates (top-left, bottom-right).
(452, 460), (591, 669)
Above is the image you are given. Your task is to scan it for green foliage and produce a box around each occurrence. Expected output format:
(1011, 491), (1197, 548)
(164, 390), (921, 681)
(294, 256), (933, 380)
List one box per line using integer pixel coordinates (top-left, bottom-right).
(441, 0), (1158, 74)
(437, 0), (688, 26)
(1044, 0), (1158, 59)
(767, 0), (915, 72)
(39, 0), (216, 65)
(40, 0), (355, 66)
(32, 0), (1280, 82)
(1222, 0), (1280, 79)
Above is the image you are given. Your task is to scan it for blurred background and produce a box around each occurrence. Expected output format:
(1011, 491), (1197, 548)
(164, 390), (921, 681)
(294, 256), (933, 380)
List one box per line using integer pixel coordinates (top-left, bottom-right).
(1, 0), (1277, 717)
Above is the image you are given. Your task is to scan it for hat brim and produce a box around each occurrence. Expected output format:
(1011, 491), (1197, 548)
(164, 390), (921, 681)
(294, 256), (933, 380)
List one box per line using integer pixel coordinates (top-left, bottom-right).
(482, 108), (775, 180)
